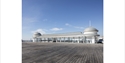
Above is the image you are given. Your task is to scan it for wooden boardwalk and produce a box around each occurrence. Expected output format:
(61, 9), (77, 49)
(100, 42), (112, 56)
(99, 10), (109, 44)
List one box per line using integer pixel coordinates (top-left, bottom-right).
(22, 42), (103, 63)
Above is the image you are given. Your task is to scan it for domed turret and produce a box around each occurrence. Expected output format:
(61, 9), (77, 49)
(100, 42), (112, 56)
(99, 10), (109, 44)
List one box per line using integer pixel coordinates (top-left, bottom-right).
(33, 32), (42, 38)
(84, 27), (98, 32)
(83, 27), (99, 35)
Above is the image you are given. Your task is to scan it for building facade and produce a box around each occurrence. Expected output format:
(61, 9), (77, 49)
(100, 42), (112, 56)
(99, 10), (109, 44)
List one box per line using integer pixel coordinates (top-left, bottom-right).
(32, 26), (102, 44)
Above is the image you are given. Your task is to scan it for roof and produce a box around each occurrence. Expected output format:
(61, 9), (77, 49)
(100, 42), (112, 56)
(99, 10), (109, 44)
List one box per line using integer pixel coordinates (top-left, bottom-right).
(84, 27), (98, 32)
(33, 32), (42, 37)
(42, 32), (83, 36)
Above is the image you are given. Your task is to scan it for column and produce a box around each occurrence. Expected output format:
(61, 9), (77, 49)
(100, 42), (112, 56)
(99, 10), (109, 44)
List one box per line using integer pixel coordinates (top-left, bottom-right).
(72, 37), (73, 43)
(40, 38), (41, 42)
(60, 37), (61, 42)
(84, 36), (86, 43)
(48, 38), (49, 42)
(82, 36), (84, 43)
(95, 36), (97, 43)
(47, 38), (48, 42)
(36, 38), (38, 42)
(38, 38), (39, 42)
(43, 38), (44, 42)
(44, 38), (46, 42)
(46, 38), (47, 42)
(75, 37), (76, 43)
(90, 37), (92, 43)
(50, 38), (52, 42)
(52, 38), (53, 42)
(50, 38), (52, 43)
(64, 37), (65, 42)
(41, 38), (42, 42)
(56, 38), (57, 43)
(68, 37), (70, 43)
(78, 37), (80, 43)
(39, 38), (41, 42)
(92, 36), (95, 44)
(70, 37), (71, 43)
(46, 38), (48, 42)
(42, 38), (43, 42)
(33, 38), (35, 42)
(36, 38), (37, 42)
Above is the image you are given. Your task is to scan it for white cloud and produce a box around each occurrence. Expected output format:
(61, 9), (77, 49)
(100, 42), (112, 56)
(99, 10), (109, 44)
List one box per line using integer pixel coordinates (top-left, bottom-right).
(65, 23), (72, 26)
(31, 29), (46, 34)
(50, 28), (63, 31)
(65, 23), (84, 29)
(74, 26), (84, 29)
(22, 17), (38, 23)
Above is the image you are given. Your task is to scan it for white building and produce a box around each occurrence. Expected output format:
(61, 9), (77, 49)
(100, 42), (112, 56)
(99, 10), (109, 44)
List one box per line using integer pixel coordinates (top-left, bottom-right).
(32, 26), (102, 44)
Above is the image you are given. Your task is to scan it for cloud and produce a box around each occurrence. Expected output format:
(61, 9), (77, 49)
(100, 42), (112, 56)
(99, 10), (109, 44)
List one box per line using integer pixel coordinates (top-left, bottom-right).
(22, 17), (38, 23)
(50, 28), (63, 31)
(65, 23), (72, 26)
(31, 29), (46, 34)
(65, 23), (84, 29)
(74, 26), (84, 29)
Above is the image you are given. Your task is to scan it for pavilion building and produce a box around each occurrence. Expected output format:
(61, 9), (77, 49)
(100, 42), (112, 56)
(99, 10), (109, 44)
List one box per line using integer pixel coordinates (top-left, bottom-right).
(32, 26), (101, 44)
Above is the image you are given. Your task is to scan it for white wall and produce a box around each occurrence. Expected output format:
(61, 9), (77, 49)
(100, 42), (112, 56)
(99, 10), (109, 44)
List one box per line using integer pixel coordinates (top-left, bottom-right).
(84, 32), (97, 35)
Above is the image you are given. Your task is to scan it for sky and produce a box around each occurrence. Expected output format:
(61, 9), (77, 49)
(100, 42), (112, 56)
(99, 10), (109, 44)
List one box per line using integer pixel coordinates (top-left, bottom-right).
(22, 0), (103, 40)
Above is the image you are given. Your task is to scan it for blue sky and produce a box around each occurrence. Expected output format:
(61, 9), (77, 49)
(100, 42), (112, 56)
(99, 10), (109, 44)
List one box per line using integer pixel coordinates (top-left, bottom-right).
(22, 0), (103, 40)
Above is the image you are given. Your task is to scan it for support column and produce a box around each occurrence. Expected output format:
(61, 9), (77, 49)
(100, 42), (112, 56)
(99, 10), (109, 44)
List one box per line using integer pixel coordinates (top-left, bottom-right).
(46, 38), (47, 42)
(40, 38), (41, 42)
(36, 38), (37, 42)
(44, 38), (45, 42)
(33, 38), (35, 42)
(37, 38), (38, 42)
(78, 37), (80, 43)
(85, 36), (86, 43)
(38, 38), (40, 42)
(71, 37), (72, 43)
(42, 38), (44, 42)
(72, 37), (74, 43)
(92, 36), (95, 44)
(39, 38), (41, 42)
(64, 37), (65, 42)
(82, 36), (84, 43)
(75, 37), (76, 43)
(50, 38), (52, 42)
(56, 38), (57, 43)
(47, 38), (48, 42)
(36, 38), (38, 42)
(60, 37), (61, 42)
(95, 36), (97, 43)
(70, 37), (71, 43)
(74, 37), (77, 43)
(50, 38), (52, 43)
(48, 38), (49, 42)
(41, 38), (42, 42)
(38, 38), (39, 42)
(68, 37), (70, 43)
(52, 38), (53, 42)
(37, 38), (39, 42)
